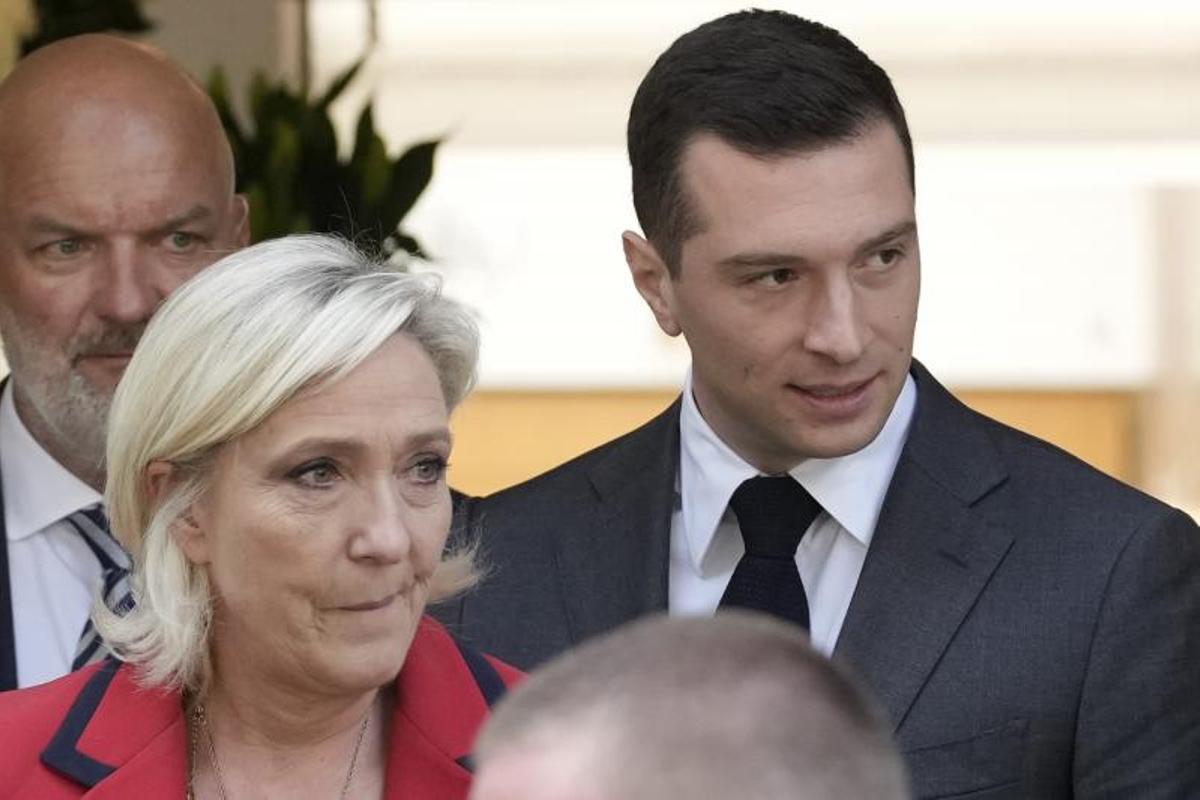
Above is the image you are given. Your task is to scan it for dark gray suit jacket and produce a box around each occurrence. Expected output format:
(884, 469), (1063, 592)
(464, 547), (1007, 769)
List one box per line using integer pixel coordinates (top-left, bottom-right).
(438, 362), (1200, 798)
(0, 467), (17, 691)
(0, 376), (20, 690)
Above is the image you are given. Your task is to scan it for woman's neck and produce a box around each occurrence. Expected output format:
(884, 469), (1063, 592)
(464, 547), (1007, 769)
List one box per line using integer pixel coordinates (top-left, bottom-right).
(189, 665), (391, 799)
(203, 677), (376, 750)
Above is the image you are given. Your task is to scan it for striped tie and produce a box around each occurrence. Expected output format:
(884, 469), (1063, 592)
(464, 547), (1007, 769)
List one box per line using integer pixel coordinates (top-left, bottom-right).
(67, 504), (134, 670)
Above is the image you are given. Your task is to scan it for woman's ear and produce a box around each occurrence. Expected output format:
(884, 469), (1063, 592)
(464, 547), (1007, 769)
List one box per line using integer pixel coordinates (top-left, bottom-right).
(145, 460), (211, 565)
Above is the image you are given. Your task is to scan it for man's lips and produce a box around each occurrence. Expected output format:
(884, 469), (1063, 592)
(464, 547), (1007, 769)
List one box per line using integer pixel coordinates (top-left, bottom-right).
(75, 352), (134, 364)
(789, 376), (875, 398)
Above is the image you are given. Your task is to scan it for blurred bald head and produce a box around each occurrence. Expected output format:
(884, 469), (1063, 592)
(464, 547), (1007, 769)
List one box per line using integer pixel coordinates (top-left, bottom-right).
(0, 35), (248, 489)
(473, 613), (910, 800)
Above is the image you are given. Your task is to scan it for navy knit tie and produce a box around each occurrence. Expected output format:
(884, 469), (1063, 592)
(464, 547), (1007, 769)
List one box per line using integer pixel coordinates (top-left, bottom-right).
(719, 476), (822, 630)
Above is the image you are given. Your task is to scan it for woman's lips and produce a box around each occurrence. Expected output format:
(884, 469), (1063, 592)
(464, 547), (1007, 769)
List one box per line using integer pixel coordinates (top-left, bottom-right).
(339, 593), (398, 612)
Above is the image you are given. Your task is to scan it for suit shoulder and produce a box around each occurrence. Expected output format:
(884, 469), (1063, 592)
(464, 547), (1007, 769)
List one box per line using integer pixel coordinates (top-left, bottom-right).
(970, 407), (1186, 527)
(486, 401), (679, 509)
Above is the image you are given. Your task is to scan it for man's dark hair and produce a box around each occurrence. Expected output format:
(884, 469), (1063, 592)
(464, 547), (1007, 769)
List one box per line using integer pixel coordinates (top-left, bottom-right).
(628, 9), (914, 274)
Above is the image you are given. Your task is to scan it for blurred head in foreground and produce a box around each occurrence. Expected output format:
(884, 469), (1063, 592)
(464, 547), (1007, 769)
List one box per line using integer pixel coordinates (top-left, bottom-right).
(472, 613), (910, 800)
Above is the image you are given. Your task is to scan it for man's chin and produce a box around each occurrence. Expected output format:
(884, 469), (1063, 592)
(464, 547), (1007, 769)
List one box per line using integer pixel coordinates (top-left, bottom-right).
(782, 416), (889, 463)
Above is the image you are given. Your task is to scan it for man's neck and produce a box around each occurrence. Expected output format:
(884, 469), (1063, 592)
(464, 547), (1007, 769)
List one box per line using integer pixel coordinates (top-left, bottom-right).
(11, 386), (105, 491)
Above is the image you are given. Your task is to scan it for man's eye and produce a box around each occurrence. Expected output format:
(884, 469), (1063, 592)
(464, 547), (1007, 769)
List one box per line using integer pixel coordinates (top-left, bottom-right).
(167, 232), (199, 251)
(866, 248), (904, 270)
(288, 460), (341, 488)
(45, 239), (84, 257)
(409, 456), (448, 485)
(754, 268), (796, 288)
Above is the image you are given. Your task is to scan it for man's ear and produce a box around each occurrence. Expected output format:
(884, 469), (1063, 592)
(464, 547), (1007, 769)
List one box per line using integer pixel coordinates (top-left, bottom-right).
(622, 231), (682, 337)
(144, 460), (211, 565)
(232, 193), (251, 248)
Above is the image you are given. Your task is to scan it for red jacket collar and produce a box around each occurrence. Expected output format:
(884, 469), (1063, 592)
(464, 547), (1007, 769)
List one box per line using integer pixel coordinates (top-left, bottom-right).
(35, 658), (186, 798)
(31, 618), (518, 798)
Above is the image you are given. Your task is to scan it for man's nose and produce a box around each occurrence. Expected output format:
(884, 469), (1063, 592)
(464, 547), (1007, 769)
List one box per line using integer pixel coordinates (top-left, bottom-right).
(92, 244), (170, 324)
(801, 274), (867, 364)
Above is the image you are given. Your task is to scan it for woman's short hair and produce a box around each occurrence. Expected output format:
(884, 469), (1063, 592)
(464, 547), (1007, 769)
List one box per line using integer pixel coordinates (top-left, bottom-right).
(94, 234), (480, 692)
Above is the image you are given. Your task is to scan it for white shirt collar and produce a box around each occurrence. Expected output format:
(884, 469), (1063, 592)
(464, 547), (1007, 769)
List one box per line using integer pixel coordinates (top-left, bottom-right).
(1, 380), (102, 542)
(678, 370), (917, 575)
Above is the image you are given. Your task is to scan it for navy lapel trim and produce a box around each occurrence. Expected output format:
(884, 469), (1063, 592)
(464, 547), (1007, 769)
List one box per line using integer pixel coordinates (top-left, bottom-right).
(452, 637), (506, 710)
(450, 635), (507, 775)
(39, 657), (121, 787)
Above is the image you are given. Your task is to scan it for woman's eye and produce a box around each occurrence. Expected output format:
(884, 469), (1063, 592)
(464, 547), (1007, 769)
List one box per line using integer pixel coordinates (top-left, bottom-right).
(288, 460), (340, 488)
(410, 456), (448, 485)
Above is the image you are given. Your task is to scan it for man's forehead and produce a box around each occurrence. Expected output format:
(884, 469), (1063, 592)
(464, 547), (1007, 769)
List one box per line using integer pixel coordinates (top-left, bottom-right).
(5, 167), (223, 231)
(0, 123), (230, 234)
(0, 45), (235, 219)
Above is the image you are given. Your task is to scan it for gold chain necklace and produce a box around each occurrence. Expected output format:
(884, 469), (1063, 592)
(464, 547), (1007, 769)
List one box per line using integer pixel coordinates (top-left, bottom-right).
(186, 701), (372, 800)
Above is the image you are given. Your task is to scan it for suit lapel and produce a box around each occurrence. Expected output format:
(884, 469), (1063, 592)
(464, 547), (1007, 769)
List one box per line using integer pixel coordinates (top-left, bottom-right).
(835, 363), (1013, 730)
(553, 400), (680, 644)
(0, 459), (16, 691)
(0, 376), (16, 691)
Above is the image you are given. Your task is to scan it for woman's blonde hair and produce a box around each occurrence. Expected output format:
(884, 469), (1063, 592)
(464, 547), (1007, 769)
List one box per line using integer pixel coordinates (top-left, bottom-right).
(94, 234), (480, 693)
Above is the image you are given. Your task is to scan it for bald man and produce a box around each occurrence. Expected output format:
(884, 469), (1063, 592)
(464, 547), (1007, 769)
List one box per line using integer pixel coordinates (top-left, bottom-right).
(472, 613), (910, 800)
(0, 35), (248, 690)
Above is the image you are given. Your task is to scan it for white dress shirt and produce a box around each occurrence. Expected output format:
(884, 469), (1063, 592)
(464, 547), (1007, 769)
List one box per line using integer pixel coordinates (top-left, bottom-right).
(669, 372), (917, 655)
(1, 382), (103, 688)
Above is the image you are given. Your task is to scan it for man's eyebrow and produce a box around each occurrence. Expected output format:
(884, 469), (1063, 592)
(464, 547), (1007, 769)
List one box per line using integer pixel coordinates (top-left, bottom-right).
(717, 251), (809, 270)
(150, 205), (214, 235)
(853, 220), (917, 259)
(24, 206), (217, 239)
(716, 221), (918, 271)
(26, 216), (86, 237)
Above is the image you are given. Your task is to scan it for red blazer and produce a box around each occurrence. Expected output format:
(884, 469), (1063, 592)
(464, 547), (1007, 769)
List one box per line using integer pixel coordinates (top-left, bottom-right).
(0, 617), (522, 799)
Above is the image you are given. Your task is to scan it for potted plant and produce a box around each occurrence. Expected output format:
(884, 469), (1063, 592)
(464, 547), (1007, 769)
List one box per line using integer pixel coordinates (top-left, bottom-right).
(209, 59), (439, 259)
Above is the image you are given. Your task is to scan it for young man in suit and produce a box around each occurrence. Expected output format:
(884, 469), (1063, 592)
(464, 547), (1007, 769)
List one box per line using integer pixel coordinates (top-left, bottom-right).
(0, 35), (249, 690)
(443, 10), (1200, 797)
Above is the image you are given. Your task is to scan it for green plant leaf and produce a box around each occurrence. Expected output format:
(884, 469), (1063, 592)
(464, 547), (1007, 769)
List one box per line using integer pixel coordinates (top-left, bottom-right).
(256, 120), (300, 239)
(388, 232), (425, 260)
(317, 58), (365, 109)
(212, 65), (437, 256)
(22, 0), (155, 54)
(380, 139), (440, 236)
(245, 182), (271, 243)
(350, 103), (376, 172)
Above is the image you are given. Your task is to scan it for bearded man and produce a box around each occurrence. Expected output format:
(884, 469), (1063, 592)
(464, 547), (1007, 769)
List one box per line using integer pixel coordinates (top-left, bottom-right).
(0, 34), (248, 689)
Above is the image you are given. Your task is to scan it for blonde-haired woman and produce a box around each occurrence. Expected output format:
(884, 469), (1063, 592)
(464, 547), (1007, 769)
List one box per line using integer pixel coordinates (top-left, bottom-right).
(0, 234), (520, 799)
